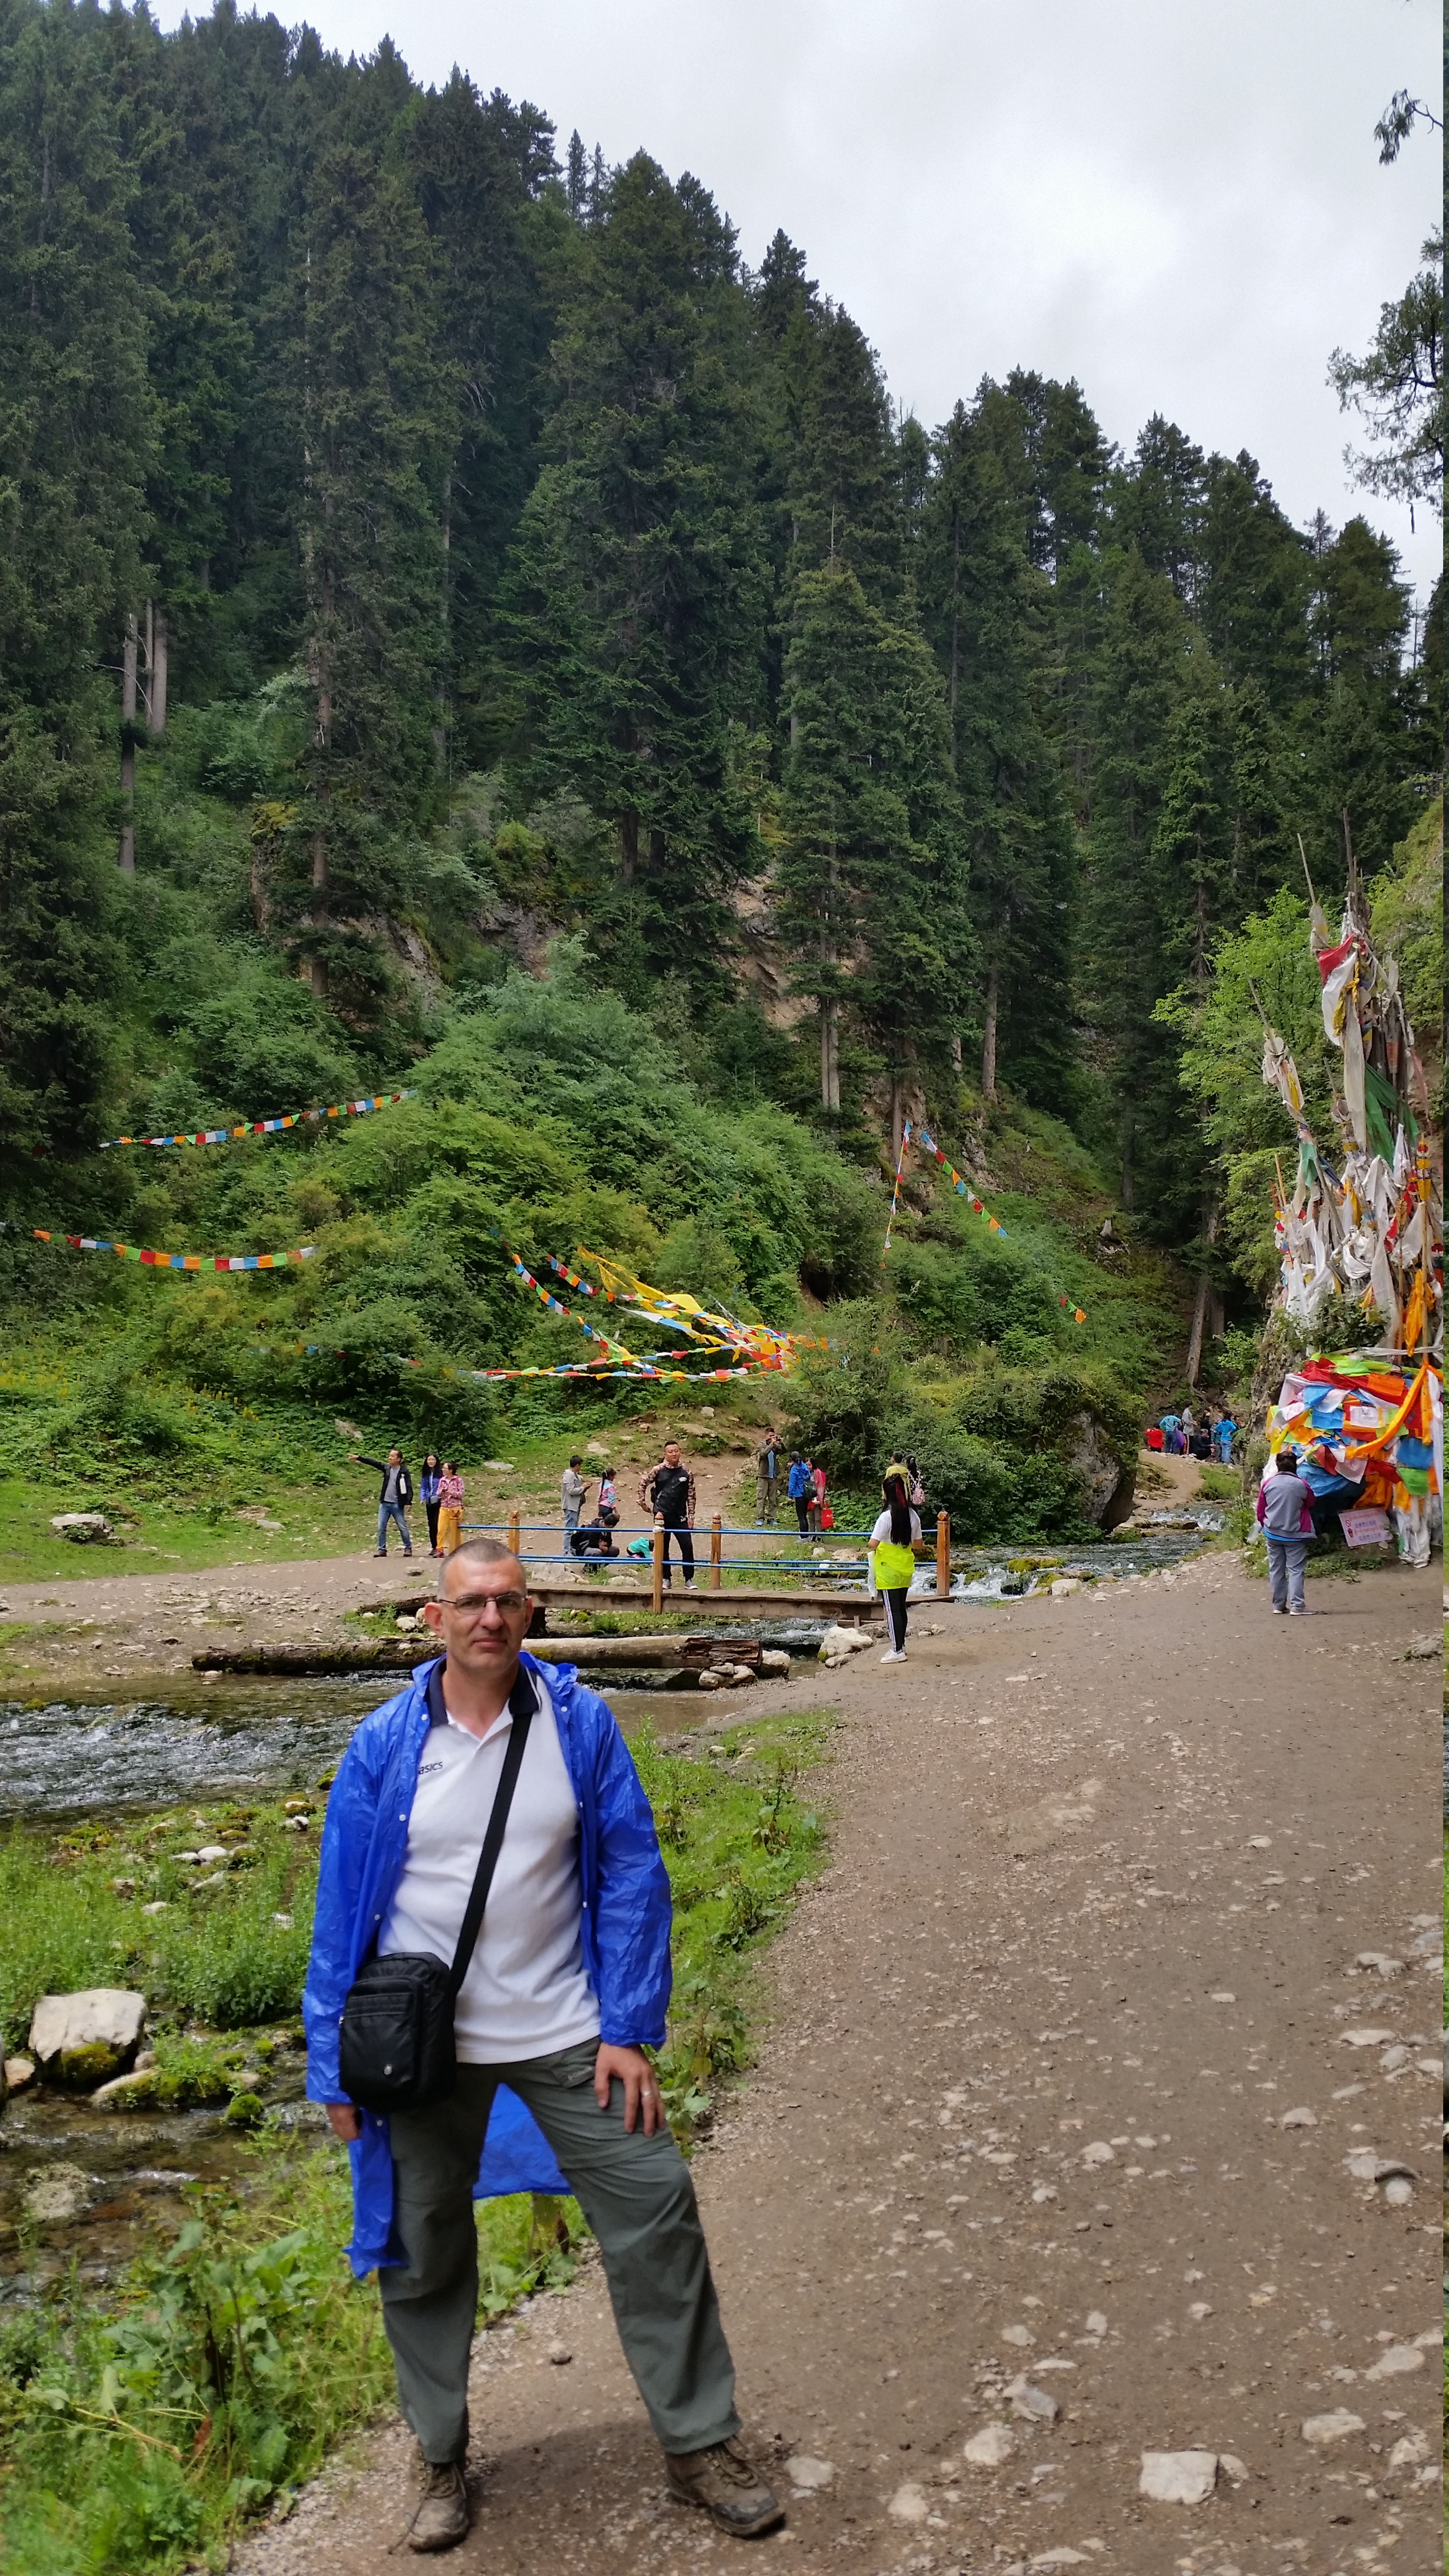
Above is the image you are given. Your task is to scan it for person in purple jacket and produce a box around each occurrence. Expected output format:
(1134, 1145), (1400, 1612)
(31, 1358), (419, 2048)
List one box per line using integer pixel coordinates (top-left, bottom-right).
(303, 1536), (780, 2555)
(1255, 1445), (1315, 1614)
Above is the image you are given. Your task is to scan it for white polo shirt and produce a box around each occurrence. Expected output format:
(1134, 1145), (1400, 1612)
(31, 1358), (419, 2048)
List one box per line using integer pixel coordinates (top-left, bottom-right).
(378, 1671), (600, 2063)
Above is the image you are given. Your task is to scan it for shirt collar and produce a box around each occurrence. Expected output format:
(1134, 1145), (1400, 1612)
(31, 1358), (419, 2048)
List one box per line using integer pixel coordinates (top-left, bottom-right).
(425, 1657), (539, 1734)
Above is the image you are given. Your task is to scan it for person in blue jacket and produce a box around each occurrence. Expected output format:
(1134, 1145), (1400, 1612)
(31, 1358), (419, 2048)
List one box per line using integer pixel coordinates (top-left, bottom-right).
(304, 1534), (781, 2555)
(786, 1451), (813, 1539)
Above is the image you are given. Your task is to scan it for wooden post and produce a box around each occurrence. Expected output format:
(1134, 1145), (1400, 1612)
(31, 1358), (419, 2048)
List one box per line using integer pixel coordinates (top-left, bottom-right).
(507, 1509), (520, 1558)
(651, 1521), (664, 1613)
(709, 1513), (722, 1589)
(936, 1508), (951, 1604)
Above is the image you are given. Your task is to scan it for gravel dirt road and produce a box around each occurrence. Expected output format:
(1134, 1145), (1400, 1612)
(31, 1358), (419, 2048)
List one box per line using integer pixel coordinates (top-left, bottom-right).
(231, 1547), (1442, 2576)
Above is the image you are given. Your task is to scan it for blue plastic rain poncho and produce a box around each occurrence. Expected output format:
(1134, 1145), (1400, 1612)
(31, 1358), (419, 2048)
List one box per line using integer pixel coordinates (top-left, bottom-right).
(303, 1655), (673, 2276)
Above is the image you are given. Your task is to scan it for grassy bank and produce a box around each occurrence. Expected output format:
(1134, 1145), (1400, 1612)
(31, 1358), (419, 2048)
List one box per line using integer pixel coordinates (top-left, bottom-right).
(0, 1707), (831, 2573)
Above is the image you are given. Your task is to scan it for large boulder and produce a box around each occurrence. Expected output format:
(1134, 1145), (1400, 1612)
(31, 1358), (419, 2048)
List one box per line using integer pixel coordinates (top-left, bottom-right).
(1062, 1411), (1131, 1526)
(49, 1512), (114, 1545)
(29, 1989), (146, 2086)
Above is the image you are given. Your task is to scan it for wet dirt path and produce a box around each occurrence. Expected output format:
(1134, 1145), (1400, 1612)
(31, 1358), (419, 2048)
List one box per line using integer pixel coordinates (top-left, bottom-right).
(241, 1553), (1440, 2576)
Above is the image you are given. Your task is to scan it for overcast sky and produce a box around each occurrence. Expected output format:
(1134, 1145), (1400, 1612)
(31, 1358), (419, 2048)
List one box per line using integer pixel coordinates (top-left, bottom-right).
(158, 0), (1442, 606)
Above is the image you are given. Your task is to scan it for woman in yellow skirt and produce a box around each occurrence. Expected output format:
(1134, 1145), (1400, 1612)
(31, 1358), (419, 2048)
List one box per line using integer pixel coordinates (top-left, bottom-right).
(869, 1472), (922, 1662)
(435, 1459), (466, 1555)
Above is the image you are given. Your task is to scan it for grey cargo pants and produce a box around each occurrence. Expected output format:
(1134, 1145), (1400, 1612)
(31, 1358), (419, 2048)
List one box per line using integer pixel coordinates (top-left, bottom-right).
(378, 2042), (740, 2464)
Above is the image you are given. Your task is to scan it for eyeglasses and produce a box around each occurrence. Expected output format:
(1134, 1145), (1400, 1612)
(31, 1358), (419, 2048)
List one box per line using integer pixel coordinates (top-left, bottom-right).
(444, 1590), (530, 1616)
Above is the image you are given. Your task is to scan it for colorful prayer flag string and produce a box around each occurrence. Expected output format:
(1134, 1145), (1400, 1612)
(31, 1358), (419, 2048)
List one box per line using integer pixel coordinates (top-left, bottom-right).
(881, 1120), (912, 1263)
(5, 1226), (316, 1272)
(892, 1127), (1088, 1322)
(98, 1090), (417, 1150)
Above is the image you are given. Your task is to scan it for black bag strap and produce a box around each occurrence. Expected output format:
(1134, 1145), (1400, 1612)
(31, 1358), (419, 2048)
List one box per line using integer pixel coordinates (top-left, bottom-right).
(445, 1667), (535, 1999)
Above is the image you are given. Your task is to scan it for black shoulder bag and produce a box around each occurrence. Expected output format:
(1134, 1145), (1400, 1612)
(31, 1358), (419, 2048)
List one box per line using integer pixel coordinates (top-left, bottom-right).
(338, 1673), (534, 2115)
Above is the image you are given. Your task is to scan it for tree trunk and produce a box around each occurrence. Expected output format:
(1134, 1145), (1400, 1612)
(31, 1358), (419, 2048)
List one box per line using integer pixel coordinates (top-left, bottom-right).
(307, 543), (333, 997)
(819, 999), (839, 1112)
(150, 605), (167, 734)
(980, 962), (999, 1103)
(434, 474), (451, 775)
(1184, 1205), (1220, 1386)
(118, 612), (137, 875)
(950, 1031), (962, 1074)
(889, 1073), (904, 1167)
(819, 844), (840, 1111)
(1119, 1106), (1134, 1211)
(947, 509), (960, 757)
(309, 817), (328, 997)
(619, 812), (638, 883)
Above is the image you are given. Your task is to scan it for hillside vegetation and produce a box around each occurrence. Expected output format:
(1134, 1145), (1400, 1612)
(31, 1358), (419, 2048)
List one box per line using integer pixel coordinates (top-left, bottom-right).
(0, 4), (1440, 1569)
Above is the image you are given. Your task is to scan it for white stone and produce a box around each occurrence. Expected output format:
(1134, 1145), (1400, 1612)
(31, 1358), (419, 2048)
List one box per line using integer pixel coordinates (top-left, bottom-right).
(1354, 1951), (1403, 1974)
(1209, 1990), (1236, 2003)
(1081, 2140), (1114, 2164)
(22, 2162), (92, 2223)
(1363, 2344), (1423, 2381)
(759, 1649), (791, 1675)
(1138, 2450), (1217, 2505)
(1049, 1579), (1082, 1598)
(1300, 2409), (1365, 2446)
(1031, 2554), (1091, 2568)
(1339, 2027), (1397, 2047)
(49, 1512), (114, 1544)
(1387, 2429), (1430, 2469)
(963, 2423), (1015, 2467)
(1279, 2106), (1316, 2127)
(1084, 2310), (1107, 2335)
(1001, 2324), (1034, 2346)
(886, 2481), (931, 2524)
(29, 1989), (146, 2077)
(1382, 2177), (1414, 2206)
(785, 2456), (835, 2491)
(3, 2056), (35, 2092)
(90, 2068), (158, 2109)
(1007, 2377), (1061, 2422)
(1218, 2454), (1249, 2483)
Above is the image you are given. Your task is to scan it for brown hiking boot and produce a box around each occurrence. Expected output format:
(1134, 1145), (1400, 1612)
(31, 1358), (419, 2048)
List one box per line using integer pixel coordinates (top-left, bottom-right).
(666, 2436), (784, 2536)
(406, 2458), (470, 2553)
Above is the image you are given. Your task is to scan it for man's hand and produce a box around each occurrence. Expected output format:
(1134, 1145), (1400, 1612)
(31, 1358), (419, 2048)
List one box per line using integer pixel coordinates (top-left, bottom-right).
(594, 2043), (663, 2135)
(324, 2102), (362, 2142)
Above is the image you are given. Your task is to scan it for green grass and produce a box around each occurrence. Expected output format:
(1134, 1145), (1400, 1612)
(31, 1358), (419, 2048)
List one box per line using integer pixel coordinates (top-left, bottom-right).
(0, 1707), (833, 2571)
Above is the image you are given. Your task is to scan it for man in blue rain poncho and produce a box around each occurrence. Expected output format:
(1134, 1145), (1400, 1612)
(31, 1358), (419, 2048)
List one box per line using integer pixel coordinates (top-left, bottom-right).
(304, 1536), (781, 2554)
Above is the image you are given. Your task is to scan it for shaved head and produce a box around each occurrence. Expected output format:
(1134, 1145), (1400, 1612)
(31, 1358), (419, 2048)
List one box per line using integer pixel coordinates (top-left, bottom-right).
(437, 1534), (528, 1598)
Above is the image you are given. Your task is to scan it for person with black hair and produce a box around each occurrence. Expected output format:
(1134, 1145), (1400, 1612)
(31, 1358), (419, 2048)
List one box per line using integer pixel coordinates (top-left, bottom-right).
(1254, 1445), (1314, 1614)
(869, 1473), (922, 1663)
(420, 1452), (443, 1556)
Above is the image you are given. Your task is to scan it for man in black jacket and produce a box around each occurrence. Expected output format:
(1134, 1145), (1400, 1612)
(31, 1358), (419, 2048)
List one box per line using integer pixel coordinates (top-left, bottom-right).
(638, 1441), (696, 1590)
(352, 1448), (415, 1557)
